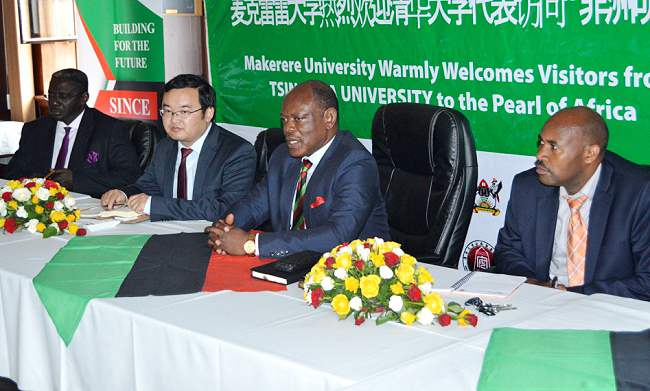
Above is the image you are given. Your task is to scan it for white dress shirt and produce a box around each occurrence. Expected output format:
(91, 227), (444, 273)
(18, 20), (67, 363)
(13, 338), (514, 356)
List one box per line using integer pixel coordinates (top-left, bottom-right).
(549, 163), (602, 286)
(50, 110), (84, 169)
(142, 123), (212, 214)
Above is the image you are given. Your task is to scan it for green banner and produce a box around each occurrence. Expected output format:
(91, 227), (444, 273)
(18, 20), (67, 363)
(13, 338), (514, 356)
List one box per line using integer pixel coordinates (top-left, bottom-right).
(207, 0), (650, 163)
(77, 0), (164, 82)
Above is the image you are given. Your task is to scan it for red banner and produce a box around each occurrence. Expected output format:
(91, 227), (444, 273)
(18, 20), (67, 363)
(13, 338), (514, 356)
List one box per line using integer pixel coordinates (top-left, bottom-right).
(95, 90), (158, 120)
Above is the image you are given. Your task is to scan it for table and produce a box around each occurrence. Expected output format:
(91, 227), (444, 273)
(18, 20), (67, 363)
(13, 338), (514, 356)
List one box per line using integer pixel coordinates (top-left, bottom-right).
(2, 195), (650, 390)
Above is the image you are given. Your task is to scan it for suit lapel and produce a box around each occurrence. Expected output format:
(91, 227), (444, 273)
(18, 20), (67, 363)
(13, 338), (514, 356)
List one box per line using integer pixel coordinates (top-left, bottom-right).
(585, 161), (613, 283)
(68, 108), (92, 171)
(192, 126), (219, 199)
(281, 158), (303, 230)
(303, 132), (343, 227)
(536, 186), (559, 281)
(163, 143), (179, 198)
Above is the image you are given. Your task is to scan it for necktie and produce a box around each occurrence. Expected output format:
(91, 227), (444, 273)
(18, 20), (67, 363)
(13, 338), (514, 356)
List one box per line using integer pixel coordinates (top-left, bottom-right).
(54, 126), (71, 169)
(292, 159), (312, 231)
(177, 148), (193, 200)
(565, 195), (588, 286)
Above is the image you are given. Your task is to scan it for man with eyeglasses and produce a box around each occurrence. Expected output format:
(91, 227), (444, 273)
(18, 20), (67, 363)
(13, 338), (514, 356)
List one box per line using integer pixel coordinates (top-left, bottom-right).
(5, 68), (141, 197)
(101, 74), (256, 221)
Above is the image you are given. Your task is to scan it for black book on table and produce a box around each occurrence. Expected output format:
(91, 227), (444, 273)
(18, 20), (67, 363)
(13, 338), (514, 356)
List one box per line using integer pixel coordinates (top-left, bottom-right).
(251, 250), (322, 285)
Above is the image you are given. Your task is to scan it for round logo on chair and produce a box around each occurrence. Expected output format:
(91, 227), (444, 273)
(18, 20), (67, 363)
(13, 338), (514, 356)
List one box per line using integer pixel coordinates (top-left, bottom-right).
(461, 240), (494, 271)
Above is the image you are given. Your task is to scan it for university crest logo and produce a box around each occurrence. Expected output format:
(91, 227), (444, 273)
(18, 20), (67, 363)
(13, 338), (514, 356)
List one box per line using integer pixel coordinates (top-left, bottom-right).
(461, 240), (495, 271)
(473, 178), (502, 216)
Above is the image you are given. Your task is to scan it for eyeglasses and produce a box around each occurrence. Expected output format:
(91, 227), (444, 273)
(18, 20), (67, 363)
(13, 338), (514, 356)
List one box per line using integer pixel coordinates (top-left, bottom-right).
(159, 108), (203, 119)
(44, 92), (84, 101)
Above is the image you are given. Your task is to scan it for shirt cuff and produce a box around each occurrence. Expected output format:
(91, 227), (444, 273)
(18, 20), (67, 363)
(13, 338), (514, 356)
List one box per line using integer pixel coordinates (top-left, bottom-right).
(254, 233), (260, 256)
(143, 195), (152, 215)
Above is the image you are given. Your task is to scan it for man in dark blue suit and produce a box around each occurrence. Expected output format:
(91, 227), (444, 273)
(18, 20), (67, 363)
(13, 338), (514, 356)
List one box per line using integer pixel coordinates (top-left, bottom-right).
(5, 69), (141, 198)
(494, 106), (650, 300)
(206, 80), (390, 257)
(101, 74), (256, 221)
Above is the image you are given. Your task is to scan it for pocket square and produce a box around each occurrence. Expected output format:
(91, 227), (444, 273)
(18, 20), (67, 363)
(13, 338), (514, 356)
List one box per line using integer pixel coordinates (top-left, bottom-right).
(86, 151), (99, 164)
(310, 196), (326, 208)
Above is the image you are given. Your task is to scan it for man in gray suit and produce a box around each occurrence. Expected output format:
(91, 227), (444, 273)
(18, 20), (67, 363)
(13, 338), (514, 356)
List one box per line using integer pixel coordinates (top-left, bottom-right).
(101, 74), (256, 221)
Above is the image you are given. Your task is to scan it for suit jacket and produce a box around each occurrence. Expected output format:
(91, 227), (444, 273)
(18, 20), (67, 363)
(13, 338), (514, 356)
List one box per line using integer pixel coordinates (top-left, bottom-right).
(122, 124), (256, 222)
(5, 108), (141, 198)
(494, 151), (650, 300)
(228, 130), (391, 257)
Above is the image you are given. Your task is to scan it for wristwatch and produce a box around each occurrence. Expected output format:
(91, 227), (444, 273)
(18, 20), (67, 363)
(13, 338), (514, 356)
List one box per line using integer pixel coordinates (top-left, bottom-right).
(244, 233), (256, 256)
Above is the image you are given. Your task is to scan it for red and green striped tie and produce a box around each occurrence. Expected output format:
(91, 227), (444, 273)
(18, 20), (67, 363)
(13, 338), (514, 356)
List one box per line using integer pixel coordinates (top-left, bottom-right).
(292, 159), (312, 231)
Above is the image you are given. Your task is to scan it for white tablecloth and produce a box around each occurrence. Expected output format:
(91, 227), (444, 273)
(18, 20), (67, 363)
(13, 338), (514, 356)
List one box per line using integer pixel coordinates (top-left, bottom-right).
(1, 195), (650, 390)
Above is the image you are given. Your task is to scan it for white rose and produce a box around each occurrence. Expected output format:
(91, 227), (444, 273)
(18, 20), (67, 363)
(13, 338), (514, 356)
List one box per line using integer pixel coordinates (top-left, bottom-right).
(379, 265), (394, 279)
(416, 307), (434, 325)
(12, 188), (31, 202)
(16, 206), (28, 219)
(357, 247), (370, 261)
(334, 267), (348, 280)
(54, 201), (64, 211)
(349, 296), (362, 311)
(26, 219), (39, 233)
(322, 252), (332, 259)
(374, 237), (385, 245)
(1, 185), (12, 193)
(388, 295), (403, 312)
(338, 245), (352, 254)
(0, 201), (6, 217)
(321, 276), (335, 291)
(63, 196), (76, 209)
(36, 187), (51, 201)
(393, 247), (405, 257)
(34, 178), (45, 184)
(418, 282), (434, 295)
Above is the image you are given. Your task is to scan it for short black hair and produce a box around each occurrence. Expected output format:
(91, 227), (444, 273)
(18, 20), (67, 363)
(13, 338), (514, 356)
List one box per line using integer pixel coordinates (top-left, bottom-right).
(163, 74), (215, 115)
(298, 80), (338, 120)
(52, 68), (88, 93)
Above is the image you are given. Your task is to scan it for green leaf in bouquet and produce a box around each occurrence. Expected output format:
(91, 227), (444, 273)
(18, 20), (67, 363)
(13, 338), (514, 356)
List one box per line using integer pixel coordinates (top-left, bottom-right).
(43, 225), (58, 238)
(446, 302), (464, 314)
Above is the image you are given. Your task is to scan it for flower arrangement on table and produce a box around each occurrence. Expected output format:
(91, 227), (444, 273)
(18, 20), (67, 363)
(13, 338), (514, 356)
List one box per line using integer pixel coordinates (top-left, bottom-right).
(0, 178), (85, 238)
(302, 238), (477, 327)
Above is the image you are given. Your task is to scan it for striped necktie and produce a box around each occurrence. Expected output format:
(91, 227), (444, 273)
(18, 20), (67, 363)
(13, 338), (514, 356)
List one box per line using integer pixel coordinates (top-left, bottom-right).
(292, 159), (312, 231)
(565, 195), (588, 286)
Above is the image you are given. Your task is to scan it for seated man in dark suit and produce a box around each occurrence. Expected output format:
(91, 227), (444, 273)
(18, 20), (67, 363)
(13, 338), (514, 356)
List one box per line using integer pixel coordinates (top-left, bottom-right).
(494, 106), (650, 300)
(205, 80), (390, 257)
(101, 74), (256, 221)
(5, 69), (141, 197)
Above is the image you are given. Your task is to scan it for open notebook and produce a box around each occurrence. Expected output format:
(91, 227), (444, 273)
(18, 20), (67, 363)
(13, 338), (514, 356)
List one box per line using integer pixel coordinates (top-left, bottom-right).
(80, 205), (146, 222)
(433, 271), (526, 299)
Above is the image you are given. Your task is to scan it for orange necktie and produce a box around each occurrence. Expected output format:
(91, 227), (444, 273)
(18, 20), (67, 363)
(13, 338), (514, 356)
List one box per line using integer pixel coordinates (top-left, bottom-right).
(565, 195), (588, 286)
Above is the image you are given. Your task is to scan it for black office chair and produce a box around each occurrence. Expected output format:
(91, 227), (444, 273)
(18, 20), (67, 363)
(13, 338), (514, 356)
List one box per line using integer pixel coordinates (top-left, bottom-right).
(372, 103), (478, 267)
(253, 127), (285, 183)
(123, 119), (164, 171)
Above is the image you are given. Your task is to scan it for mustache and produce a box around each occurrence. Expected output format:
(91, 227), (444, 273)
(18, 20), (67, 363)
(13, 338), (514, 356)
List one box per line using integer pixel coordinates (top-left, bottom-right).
(535, 160), (549, 171)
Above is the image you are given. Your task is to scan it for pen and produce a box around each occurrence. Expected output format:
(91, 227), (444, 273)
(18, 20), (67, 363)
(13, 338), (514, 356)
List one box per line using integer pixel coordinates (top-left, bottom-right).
(44, 170), (55, 179)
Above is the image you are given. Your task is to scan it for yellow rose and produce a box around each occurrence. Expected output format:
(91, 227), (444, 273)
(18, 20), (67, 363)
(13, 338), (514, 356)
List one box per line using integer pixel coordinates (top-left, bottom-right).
(68, 224), (78, 235)
(30, 187), (37, 195)
(376, 244), (390, 254)
(7, 201), (18, 210)
(384, 241), (401, 251)
(50, 211), (67, 223)
(36, 222), (46, 232)
(317, 256), (328, 267)
(309, 266), (326, 283)
(331, 294), (350, 316)
(417, 267), (435, 284)
(349, 239), (363, 252)
(400, 311), (416, 326)
(366, 238), (375, 245)
(458, 309), (472, 326)
(74, 209), (81, 220)
(0, 218), (5, 228)
(60, 188), (68, 195)
(334, 253), (352, 269)
(390, 282), (404, 294)
(35, 205), (44, 214)
(6, 180), (21, 190)
(401, 254), (417, 266)
(423, 294), (444, 314)
(66, 215), (75, 223)
(370, 252), (385, 267)
(359, 275), (381, 298)
(396, 263), (415, 284)
(49, 187), (58, 196)
(31, 195), (39, 203)
(345, 277), (359, 293)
